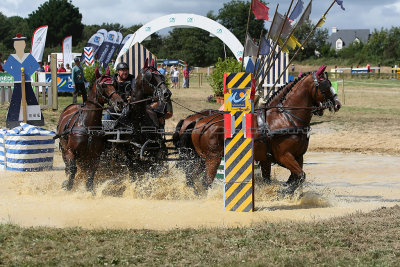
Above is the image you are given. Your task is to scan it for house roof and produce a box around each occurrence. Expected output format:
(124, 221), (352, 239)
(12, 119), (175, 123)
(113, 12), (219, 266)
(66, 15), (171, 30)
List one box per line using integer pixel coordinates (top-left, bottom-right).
(328, 29), (370, 48)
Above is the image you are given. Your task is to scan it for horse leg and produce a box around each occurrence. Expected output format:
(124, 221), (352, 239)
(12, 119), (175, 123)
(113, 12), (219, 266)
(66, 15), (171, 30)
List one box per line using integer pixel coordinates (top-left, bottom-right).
(286, 156), (304, 186)
(62, 153), (77, 191)
(259, 160), (272, 184)
(202, 157), (221, 190)
(85, 162), (98, 193)
(275, 152), (305, 195)
(185, 158), (205, 187)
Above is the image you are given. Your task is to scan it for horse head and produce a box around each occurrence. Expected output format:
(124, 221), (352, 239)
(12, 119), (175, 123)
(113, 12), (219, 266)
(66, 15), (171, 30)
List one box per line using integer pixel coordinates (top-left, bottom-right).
(135, 64), (171, 103)
(94, 67), (124, 111)
(312, 65), (341, 112)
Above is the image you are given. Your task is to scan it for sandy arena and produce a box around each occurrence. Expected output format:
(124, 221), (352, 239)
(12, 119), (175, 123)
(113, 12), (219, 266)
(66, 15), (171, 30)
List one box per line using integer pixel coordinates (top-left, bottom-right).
(1, 149), (399, 230)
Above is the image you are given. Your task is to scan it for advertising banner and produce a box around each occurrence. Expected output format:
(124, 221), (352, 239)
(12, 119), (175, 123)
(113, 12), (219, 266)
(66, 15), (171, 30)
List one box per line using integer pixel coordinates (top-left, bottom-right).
(30, 25), (48, 62)
(97, 30), (118, 68)
(81, 33), (105, 61)
(38, 72), (73, 93)
(62, 35), (73, 67)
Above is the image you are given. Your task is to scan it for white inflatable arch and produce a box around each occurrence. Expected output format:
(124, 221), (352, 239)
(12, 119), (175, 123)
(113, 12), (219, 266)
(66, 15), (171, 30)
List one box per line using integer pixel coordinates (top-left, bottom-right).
(116, 13), (244, 64)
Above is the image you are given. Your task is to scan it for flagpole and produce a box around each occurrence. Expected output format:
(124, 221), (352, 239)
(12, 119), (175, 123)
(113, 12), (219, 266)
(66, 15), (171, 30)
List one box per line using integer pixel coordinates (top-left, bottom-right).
(254, 4), (279, 78)
(241, 0), (253, 72)
(258, 0), (311, 83)
(256, 0), (295, 90)
(266, 0), (337, 100)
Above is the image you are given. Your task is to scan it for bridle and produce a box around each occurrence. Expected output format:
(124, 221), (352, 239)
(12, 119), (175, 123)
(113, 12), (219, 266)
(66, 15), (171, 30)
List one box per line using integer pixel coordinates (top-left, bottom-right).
(95, 75), (118, 106)
(139, 66), (170, 102)
(312, 71), (335, 110)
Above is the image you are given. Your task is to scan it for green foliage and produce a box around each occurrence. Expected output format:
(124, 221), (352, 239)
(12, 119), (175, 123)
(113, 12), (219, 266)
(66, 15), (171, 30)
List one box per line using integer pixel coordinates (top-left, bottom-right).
(217, 0), (265, 44)
(83, 61), (116, 89)
(27, 0), (83, 46)
(293, 20), (329, 60)
(208, 57), (241, 96)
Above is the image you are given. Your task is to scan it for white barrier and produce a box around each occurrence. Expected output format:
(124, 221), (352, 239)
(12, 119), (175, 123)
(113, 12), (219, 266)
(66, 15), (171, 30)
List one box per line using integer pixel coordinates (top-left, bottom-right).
(0, 129), (6, 170)
(1, 123), (55, 171)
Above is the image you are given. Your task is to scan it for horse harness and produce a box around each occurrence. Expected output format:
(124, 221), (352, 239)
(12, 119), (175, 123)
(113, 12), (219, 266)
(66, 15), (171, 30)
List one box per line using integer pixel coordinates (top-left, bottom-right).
(257, 71), (333, 139)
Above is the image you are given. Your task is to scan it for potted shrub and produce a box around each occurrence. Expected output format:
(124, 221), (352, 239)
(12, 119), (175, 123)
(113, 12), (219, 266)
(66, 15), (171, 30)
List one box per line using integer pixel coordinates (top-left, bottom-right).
(208, 57), (241, 103)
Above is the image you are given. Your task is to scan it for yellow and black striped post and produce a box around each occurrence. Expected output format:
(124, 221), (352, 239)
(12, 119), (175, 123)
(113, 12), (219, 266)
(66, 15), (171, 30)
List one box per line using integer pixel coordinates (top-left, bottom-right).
(223, 72), (256, 212)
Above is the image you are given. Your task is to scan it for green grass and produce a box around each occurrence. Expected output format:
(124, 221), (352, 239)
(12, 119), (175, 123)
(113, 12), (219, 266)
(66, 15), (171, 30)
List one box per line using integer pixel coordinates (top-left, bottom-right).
(1, 206), (399, 265)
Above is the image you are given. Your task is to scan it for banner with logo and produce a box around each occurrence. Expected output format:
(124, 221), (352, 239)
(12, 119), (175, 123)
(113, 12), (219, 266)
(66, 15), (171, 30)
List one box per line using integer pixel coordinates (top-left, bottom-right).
(38, 72), (73, 93)
(0, 72), (13, 83)
(117, 34), (133, 55)
(97, 30), (118, 68)
(97, 29), (108, 37)
(30, 25), (48, 62)
(62, 35), (72, 67)
(80, 33), (105, 62)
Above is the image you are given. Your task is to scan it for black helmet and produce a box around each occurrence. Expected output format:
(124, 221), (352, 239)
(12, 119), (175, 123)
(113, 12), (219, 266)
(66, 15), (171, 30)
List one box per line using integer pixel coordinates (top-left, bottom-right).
(116, 62), (129, 71)
(74, 57), (80, 62)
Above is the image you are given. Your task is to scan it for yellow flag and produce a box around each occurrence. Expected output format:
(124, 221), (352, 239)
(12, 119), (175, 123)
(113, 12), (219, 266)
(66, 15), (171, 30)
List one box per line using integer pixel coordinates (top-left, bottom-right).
(291, 35), (304, 50)
(317, 15), (326, 27)
(287, 36), (296, 50)
(278, 39), (289, 53)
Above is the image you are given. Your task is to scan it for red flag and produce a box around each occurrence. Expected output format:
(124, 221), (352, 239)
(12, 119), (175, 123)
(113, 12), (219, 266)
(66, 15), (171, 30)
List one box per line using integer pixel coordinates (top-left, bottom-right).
(252, 0), (269, 20)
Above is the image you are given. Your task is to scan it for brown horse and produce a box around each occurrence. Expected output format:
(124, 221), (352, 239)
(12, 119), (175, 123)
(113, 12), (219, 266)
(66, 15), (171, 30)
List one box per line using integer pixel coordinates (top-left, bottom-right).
(174, 66), (341, 195)
(55, 68), (124, 192)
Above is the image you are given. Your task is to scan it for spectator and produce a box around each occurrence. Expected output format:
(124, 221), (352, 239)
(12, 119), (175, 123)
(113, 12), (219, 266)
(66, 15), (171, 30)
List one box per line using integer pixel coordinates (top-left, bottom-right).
(65, 63), (72, 72)
(158, 64), (167, 76)
(38, 61), (45, 72)
(58, 63), (66, 72)
(71, 57), (87, 104)
(182, 66), (190, 88)
(170, 65), (179, 89)
(44, 62), (51, 72)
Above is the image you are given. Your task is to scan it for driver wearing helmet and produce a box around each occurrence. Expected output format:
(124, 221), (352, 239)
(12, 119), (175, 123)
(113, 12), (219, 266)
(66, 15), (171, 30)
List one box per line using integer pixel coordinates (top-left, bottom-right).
(114, 62), (135, 102)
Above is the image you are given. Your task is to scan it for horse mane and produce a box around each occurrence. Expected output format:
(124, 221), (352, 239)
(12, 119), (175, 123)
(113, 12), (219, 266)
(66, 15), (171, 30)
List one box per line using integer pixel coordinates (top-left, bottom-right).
(264, 72), (310, 106)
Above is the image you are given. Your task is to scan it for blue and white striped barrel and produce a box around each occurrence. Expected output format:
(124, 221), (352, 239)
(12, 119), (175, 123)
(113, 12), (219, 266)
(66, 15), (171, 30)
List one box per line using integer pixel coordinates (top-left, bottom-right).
(3, 123), (55, 172)
(0, 129), (6, 170)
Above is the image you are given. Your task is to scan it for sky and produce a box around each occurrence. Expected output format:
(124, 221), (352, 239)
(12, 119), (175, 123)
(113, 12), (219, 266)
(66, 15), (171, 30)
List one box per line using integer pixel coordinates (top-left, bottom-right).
(1, 0), (400, 35)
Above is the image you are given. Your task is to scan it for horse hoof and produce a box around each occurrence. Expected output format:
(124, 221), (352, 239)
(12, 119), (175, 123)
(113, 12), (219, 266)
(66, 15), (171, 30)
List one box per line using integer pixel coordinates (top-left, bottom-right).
(62, 180), (73, 191)
(262, 177), (272, 185)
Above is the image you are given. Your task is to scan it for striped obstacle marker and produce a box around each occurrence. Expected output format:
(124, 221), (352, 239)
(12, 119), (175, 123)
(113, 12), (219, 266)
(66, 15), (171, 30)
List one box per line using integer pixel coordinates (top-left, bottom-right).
(0, 129), (6, 170)
(84, 47), (94, 66)
(223, 72), (256, 212)
(2, 123), (55, 171)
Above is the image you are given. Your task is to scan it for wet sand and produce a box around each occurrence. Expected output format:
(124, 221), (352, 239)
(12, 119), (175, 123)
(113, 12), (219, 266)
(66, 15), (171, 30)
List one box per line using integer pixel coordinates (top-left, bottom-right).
(1, 152), (399, 230)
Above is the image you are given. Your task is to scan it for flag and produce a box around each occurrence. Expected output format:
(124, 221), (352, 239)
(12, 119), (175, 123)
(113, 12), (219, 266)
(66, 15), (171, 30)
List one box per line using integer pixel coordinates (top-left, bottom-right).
(270, 13), (293, 40)
(336, 0), (345, 11)
(245, 57), (255, 73)
(316, 15), (326, 27)
(80, 33), (105, 62)
(117, 34), (133, 55)
(30, 25), (48, 62)
(97, 31), (118, 68)
(244, 34), (259, 57)
(289, 0), (304, 21)
(278, 39), (290, 53)
(259, 37), (270, 55)
(62, 35), (72, 67)
(296, 0), (312, 27)
(286, 35), (302, 50)
(97, 29), (108, 37)
(252, 0), (269, 20)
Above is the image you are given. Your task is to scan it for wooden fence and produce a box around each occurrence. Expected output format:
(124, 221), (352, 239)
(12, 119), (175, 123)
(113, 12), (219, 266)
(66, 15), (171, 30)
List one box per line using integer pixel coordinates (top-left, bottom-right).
(0, 82), (53, 109)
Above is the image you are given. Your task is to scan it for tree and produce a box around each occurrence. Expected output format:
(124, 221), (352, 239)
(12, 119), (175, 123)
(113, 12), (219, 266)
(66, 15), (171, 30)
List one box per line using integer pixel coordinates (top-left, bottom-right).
(293, 20), (329, 60)
(217, 0), (266, 44)
(27, 0), (84, 46)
